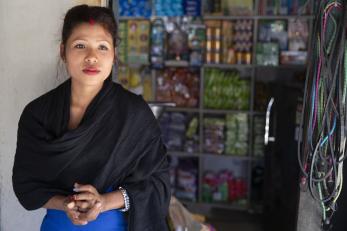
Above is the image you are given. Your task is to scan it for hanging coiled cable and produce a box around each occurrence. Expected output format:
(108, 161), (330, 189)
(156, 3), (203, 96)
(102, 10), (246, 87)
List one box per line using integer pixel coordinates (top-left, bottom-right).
(298, 0), (347, 229)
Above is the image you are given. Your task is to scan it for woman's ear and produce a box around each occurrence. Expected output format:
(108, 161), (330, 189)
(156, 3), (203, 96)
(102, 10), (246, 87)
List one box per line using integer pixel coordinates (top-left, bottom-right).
(60, 44), (65, 62)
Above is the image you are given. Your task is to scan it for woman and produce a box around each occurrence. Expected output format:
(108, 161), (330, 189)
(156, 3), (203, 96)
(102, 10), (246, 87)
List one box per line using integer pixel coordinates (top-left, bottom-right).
(12, 5), (170, 231)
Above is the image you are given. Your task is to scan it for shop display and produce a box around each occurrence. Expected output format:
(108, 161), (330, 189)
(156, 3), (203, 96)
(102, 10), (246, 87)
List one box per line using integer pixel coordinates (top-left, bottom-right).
(253, 116), (265, 157)
(127, 20), (150, 64)
(205, 20), (221, 64)
(170, 157), (199, 202)
(185, 117), (199, 153)
(153, 0), (185, 16)
(118, 21), (128, 64)
(113, 0), (312, 211)
(203, 118), (225, 154)
(221, 21), (235, 64)
(160, 112), (199, 152)
(256, 42), (279, 66)
(280, 51), (307, 65)
(184, 0), (201, 16)
(167, 21), (189, 61)
(156, 68), (199, 107)
(258, 20), (288, 50)
(150, 18), (166, 68)
(118, 0), (151, 17)
(117, 65), (153, 101)
(160, 112), (188, 151)
(225, 114), (249, 156)
(202, 170), (248, 203)
(258, 0), (311, 15)
(203, 0), (222, 15)
(206, 20), (253, 65)
(288, 19), (309, 51)
(188, 21), (206, 66)
(232, 20), (253, 65)
(258, 19), (310, 65)
(222, 0), (253, 16)
(204, 0), (253, 16)
(204, 69), (250, 110)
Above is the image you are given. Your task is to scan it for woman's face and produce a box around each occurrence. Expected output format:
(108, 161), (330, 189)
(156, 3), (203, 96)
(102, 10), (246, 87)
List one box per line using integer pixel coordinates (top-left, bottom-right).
(63, 23), (115, 86)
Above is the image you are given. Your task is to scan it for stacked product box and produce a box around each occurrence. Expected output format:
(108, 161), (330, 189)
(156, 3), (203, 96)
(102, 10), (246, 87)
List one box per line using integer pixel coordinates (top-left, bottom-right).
(203, 118), (225, 154)
(118, 0), (152, 17)
(225, 114), (249, 156)
(156, 68), (200, 108)
(232, 20), (253, 65)
(127, 20), (150, 64)
(153, 0), (184, 16)
(202, 170), (248, 203)
(256, 42), (279, 66)
(169, 157), (198, 202)
(204, 69), (250, 110)
(205, 20), (222, 64)
(159, 112), (199, 153)
(188, 21), (206, 66)
(184, 0), (201, 16)
(117, 66), (153, 101)
(118, 21), (128, 64)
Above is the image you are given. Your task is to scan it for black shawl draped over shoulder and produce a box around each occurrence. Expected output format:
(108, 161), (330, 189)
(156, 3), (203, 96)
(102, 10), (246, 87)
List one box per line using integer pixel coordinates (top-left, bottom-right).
(12, 78), (170, 231)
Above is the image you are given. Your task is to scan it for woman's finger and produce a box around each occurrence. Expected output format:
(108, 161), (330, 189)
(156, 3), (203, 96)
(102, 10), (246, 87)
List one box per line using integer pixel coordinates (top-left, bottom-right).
(74, 183), (97, 194)
(75, 201), (92, 210)
(73, 192), (95, 201)
(66, 210), (88, 225)
(79, 202), (102, 222)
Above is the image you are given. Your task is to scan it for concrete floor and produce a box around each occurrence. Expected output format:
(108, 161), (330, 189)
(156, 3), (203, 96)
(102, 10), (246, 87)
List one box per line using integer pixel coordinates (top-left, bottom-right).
(205, 209), (263, 231)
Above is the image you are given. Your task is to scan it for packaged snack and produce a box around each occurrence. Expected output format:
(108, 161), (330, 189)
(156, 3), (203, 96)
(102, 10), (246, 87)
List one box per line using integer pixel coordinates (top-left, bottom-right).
(204, 69), (250, 110)
(156, 68), (199, 107)
(150, 18), (166, 68)
(127, 20), (150, 64)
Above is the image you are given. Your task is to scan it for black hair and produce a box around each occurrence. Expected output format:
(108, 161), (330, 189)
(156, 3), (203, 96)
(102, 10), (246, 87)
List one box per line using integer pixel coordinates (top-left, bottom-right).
(61, 4), (118, 49)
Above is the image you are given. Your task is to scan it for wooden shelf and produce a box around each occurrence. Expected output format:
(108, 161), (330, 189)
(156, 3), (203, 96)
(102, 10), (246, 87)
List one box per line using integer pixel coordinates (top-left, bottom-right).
(202, 109), (250, 114)
(255, 15), (314, 20)
(255, 64), (307, 69)
(166, 107), (200, 113)
(168, 151), (257, 161)
(119, 15), (314, 21)
(119, 16), (148, 20)
(201, 153), (252, 161)
(203, 15), (314, 20)
(120, 62), (307, 69)
(203, 15), (254, 20)
(204, 64), (254, 69)
(164, 60), (190, 67)
(168, 151), (200, 158)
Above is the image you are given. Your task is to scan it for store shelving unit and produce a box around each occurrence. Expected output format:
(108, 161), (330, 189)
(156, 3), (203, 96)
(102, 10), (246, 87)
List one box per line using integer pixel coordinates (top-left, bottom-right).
(109, 0), (313, 214)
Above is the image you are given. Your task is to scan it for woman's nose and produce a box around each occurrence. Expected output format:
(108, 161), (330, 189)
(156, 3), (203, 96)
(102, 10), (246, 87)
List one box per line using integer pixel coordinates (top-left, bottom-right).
(85, 50), (98, 64)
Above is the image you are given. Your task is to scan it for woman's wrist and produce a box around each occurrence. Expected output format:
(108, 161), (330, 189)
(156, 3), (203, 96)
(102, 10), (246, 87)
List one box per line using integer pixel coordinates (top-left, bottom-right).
(100, 190), (125, 212)
(43, 195), (70, 211)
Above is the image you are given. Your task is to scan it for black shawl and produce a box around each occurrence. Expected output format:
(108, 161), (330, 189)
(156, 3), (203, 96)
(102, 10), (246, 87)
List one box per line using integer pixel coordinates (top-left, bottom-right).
(12, 78), (170, 231)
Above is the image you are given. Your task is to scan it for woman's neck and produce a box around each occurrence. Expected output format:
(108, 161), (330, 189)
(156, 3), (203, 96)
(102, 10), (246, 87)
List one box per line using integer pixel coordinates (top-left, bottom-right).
(70, 80), (103, 109)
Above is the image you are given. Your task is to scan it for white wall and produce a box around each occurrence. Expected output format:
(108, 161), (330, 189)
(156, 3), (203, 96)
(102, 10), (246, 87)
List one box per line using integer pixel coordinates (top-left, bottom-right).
(0, 0), (75, 230)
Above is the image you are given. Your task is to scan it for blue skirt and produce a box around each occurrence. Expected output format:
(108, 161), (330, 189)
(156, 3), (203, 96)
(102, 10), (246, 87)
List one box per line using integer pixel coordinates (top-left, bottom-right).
(41, 207), (127, 231)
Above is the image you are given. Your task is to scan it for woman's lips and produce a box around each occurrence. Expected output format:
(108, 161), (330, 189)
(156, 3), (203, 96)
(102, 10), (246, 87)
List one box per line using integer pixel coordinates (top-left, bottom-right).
(83, 68), (100, 75)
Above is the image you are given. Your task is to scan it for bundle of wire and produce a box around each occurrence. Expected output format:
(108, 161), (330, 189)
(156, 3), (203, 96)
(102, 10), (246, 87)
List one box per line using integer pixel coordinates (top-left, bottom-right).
(298, 0), (347, 229)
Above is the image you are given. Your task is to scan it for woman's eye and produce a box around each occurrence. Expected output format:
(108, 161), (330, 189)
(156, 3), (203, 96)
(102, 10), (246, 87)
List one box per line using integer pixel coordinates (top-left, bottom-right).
(99, 45), (108, 51)
(75, 44), (85, 49)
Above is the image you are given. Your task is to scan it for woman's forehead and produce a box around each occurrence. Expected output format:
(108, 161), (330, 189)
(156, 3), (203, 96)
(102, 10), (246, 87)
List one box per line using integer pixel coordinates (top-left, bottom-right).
(68, 23), (113, 42)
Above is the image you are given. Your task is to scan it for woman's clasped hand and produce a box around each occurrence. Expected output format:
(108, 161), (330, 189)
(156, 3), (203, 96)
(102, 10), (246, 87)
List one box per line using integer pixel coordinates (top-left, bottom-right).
(64, 183), (104, 225)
